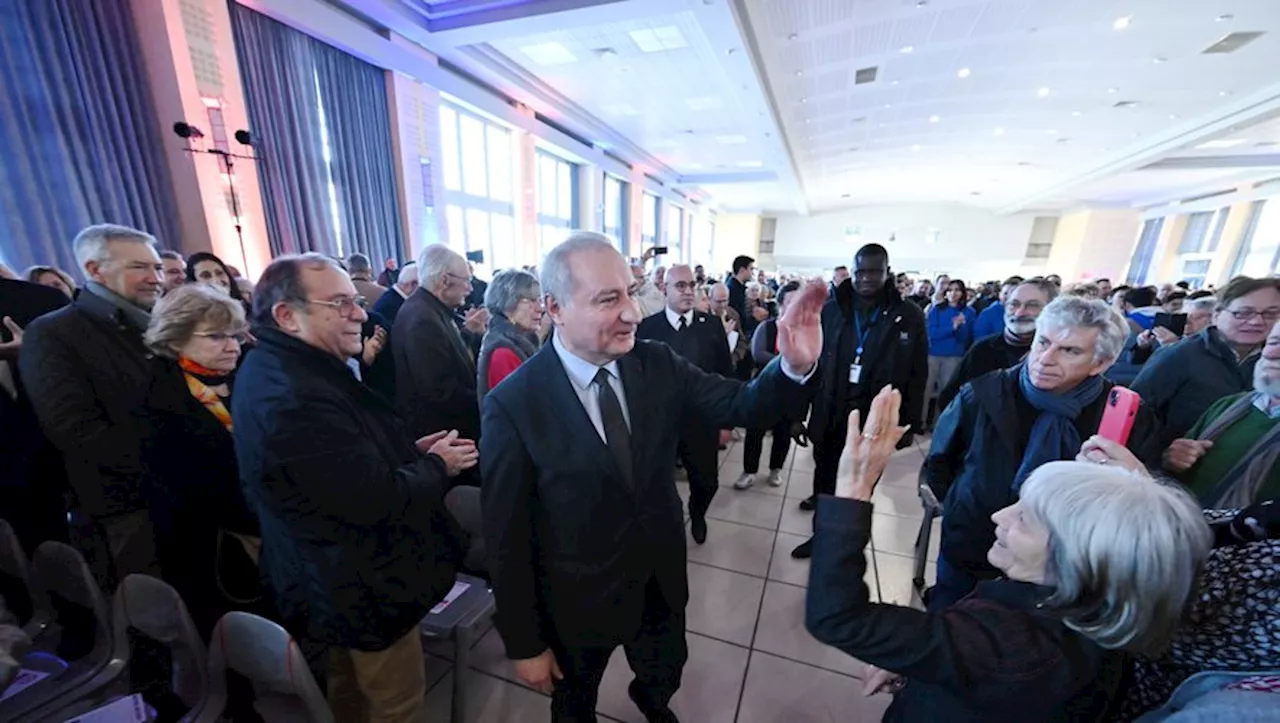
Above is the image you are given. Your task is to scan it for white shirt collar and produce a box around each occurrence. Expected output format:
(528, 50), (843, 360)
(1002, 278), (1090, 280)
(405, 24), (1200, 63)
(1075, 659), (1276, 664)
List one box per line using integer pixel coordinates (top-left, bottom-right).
(1252, 392), (1280, 419)
(552, 332), (620, 392)
(394, 285), (411, 300)
(665, 306), (693, 331)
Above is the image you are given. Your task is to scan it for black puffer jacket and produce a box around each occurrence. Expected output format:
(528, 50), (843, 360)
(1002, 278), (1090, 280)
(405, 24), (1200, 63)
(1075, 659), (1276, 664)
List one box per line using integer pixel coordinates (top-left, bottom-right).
(232, 328), (467, 650)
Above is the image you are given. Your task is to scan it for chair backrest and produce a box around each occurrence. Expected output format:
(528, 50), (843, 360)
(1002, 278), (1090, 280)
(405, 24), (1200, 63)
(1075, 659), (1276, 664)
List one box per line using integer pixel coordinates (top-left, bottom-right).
(31, 541), (112, 662)
(199, 612), (333, 723)
(0, 519), (35, 626)
(115, 574), (208, 711)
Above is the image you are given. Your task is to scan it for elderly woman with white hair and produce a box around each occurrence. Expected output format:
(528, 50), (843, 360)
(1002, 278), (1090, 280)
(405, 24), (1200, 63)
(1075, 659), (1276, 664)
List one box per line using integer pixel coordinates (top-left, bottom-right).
(807, 386), (1213, 721)
(925, 295), (1164, 610)
(477, 268), (544, 399)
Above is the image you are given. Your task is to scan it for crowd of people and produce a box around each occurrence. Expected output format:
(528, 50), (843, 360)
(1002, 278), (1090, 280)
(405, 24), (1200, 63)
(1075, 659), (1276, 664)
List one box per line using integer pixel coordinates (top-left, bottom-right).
(1, 225), (1277, 722)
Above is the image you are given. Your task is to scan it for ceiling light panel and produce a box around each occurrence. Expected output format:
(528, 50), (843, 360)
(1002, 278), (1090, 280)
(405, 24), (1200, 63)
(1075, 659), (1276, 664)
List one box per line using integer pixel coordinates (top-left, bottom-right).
(520, 42), (578, 65)
(629, 26), (689, 53)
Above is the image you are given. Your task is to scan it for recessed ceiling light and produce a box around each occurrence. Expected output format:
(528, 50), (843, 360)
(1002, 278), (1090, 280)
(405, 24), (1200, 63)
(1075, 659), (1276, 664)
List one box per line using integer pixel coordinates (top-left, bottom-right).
(804, 119), (811, 124)
(899, 45), (914, 54)
(788, 33), (798, 40)
(929, 115), (940, 123)
(1219, 90), (1232, 96)
(1071, 110), (1083, 116)
(1037, 87), (1050, 98)
(1107, 87), (1119, 94)
(884, 103), (892, 109)
(1113, 15), (1132, 30)
(1169, 114), (1179, 120)
(1046, 129), (1058, 135)
(794, 70), (802, 77)
(1152, 56), (1167, 64)
(957, 68), (971, 78)
(629, 26), (689, 53)
(993, 127), (1004, 136)
(911, 144), (921, 152)
(891, 80), (900, 86)
(800, 97), (808, 103)
(1216, 13), (1233, 21)
(519, 42), (578, 65)
(878, 122), (886, 128)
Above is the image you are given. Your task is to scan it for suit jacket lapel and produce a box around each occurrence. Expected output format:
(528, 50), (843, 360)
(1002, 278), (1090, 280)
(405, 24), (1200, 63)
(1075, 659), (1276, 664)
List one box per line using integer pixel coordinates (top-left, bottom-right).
(530, 346), (632, 490)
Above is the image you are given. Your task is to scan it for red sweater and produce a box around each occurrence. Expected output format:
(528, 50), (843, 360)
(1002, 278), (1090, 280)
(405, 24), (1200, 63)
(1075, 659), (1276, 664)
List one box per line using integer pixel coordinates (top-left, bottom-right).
(488, 347), (523, 391)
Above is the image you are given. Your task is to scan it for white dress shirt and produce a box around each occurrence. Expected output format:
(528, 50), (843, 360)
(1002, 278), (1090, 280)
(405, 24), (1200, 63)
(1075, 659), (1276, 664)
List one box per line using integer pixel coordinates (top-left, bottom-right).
(552, 333), (632, 443)
(664, 307), (693, 331)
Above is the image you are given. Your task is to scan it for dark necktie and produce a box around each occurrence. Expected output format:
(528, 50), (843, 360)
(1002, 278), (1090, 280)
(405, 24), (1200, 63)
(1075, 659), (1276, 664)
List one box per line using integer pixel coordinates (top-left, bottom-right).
(594, 368), (632, 481)
(678, 315), (688, 332)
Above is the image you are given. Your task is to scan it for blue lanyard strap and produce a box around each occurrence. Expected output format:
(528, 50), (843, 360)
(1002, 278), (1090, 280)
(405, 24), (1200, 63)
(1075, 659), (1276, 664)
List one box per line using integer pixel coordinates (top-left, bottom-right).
(852, 307), (881, 357)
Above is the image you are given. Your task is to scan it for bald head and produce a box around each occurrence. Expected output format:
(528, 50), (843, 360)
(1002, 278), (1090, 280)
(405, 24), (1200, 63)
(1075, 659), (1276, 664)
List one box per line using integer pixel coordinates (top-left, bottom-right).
(665, 264), (695, 313)
(709, 281), (729, 314)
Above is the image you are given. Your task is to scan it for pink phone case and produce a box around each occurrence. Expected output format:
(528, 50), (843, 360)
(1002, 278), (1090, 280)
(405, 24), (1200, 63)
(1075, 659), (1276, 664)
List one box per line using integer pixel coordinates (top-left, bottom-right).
(1098, 387), (1141, 446)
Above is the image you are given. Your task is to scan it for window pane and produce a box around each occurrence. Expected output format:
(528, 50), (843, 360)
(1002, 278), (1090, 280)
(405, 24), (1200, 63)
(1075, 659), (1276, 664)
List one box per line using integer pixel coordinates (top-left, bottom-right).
(445, 204), (466, 254)
(459, 114), (487, 196)
(491, 213), (515, 270)
(642, 193), (657, 237)
(538, 156), (555, 216)
(466, 208), (490, 256)
(487, 126), (511, 202)
(440, 107), (461, 192)
(604, 177), (620, 228)
(557, 162), (573, 221)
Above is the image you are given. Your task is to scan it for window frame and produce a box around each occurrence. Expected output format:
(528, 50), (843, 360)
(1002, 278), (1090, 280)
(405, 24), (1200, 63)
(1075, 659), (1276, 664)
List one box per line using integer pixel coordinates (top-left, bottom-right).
(438, 101), (517, 269)
(534, 149), (579, 257)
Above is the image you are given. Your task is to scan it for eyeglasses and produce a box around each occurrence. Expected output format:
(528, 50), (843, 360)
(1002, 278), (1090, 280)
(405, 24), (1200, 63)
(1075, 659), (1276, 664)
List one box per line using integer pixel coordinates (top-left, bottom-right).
(671, 281), (698, 292)
(193, 330), (249, 344)
(445, 272), (474, 288)
(1006, 300), (1044, 312)
(305, 296), (367, 318)
(1225, 308), (1280, 323)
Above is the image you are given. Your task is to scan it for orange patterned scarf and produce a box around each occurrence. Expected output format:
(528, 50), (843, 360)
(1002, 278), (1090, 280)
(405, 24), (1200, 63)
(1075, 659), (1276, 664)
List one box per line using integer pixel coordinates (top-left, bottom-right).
(179, 357), (233, 431)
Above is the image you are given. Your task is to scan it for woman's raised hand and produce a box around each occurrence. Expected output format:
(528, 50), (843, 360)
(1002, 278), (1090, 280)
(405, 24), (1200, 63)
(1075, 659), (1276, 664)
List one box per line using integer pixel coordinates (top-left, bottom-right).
(836, 386), (911, 501)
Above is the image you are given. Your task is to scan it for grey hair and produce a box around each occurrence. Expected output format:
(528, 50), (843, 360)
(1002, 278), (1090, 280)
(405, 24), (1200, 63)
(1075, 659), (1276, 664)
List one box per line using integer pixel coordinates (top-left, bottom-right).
(395, 261), (418, 287)
(1015, 279), (1059, 303)
(1186, 296), (1217, 315)
(485, 269), (540, 317)
(417, 244), (463, 288)
(345, 252), (372, 276)
(1035, 295), (1129, 363)
(73, 223), (157, 271)
(251, 253), (344, 328)
(540, 231), (620, 306)
(1020, 461), (1211, 656)
(146, 283), (246, 357)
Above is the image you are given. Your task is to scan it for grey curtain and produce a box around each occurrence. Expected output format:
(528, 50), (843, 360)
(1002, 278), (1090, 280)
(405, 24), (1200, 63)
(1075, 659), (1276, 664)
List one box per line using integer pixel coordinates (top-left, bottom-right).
(230, 3), (335, 257)
(313, 43), (405, 267)
(0, 0), (181, 275)
(230, 3), (406, 262)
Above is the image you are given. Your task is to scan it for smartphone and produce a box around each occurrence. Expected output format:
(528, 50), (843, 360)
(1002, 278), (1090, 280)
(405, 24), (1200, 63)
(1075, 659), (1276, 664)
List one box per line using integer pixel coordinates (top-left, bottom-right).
(1153, 312), (1187, 337)
(651, 246), (670, 256)
(1098, 387), (1141, 446)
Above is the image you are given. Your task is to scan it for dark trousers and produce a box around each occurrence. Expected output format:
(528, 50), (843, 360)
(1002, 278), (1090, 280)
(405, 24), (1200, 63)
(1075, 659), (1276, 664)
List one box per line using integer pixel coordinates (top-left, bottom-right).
(742, 419), (792, 474)
(550, 577), (688, 722)
(678, 428), (719, 522)
(810, 410), (857, 533)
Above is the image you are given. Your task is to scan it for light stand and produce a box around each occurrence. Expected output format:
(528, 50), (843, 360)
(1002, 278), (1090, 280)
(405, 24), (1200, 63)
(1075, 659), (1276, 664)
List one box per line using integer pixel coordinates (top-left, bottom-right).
(173, 122), (258, 273)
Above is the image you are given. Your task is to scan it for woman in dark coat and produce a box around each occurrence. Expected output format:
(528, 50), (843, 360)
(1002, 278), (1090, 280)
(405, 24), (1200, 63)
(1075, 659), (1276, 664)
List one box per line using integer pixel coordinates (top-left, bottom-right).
(136, 284), (262, 637)
(477, 268), (543, 400)
(805, 387), (1213, 722)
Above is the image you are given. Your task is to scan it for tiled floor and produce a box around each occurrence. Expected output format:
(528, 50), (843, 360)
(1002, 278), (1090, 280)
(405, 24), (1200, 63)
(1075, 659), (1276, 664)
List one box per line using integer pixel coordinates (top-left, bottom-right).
(423, 434), (939, 722)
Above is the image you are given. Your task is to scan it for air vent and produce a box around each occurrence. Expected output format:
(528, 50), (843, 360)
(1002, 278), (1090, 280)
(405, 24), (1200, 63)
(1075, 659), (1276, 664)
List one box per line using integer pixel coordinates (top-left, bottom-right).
(854, 66), (878, 85)
(1202, 31), (1265, 54)
(1112, 100), (1140, 109)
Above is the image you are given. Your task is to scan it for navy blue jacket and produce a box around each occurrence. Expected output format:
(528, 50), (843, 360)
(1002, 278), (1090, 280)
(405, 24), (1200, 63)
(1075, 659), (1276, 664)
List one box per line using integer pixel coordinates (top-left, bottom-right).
(809, 280), (929, 439)
(1131, 328), (1259, 446)
(927, 366), (1161, 596)
(232, 328), (466, 650)
(806, 496), (1126, 722)
(369, 287), (407, 324)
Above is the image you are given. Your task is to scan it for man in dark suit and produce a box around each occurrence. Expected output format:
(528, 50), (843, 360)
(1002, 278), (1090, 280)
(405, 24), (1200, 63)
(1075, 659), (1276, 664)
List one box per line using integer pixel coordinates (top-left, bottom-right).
(1, 278), (72, 553)
(726, 254), (754, 323)
(392, 244), (482, 442)
(20, 224), (166, 588)
(637, 264), (733, 544)
(369, 261), (417, 324)
(482, 232), (824, 722)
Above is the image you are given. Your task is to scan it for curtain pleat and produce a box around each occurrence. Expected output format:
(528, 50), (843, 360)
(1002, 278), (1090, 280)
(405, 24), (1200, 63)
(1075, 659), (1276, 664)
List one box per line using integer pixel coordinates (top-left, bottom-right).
(0, 0), (181, 275)
(230, 3), (406, 263)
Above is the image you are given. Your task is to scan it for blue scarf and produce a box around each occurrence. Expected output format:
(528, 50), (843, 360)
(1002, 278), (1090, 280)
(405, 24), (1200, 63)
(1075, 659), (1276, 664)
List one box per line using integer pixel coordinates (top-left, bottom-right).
(1013, 364), (1105, 492)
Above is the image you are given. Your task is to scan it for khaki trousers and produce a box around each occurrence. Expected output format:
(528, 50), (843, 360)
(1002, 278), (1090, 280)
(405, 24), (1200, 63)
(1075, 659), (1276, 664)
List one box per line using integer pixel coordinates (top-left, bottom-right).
(328, 628), (427, 723)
